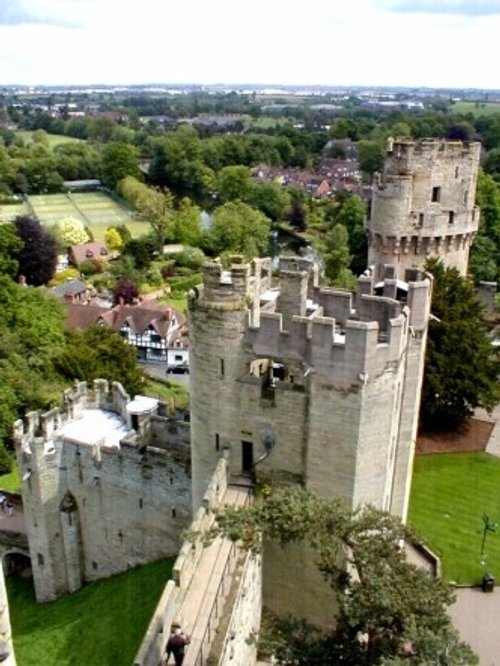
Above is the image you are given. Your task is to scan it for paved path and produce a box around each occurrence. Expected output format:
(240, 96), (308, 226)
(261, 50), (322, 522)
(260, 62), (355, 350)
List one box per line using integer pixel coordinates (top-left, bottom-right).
(448, 405), (500, 665)
(176, 484), (251, 666)
(450, 587), (500, 666)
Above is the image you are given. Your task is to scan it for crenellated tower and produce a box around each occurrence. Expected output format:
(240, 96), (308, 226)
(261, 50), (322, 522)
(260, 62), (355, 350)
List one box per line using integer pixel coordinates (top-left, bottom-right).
(188, 256), (432, 624)
(188, 256), (432, 519)
(367, 137), (481, 280)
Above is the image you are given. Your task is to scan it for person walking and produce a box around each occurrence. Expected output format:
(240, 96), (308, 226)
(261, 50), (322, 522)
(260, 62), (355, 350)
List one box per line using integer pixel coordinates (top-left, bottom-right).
(165, 621), (190, 666)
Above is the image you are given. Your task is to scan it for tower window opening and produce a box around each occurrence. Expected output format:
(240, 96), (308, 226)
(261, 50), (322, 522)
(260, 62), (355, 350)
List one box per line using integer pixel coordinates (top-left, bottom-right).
(431, 187), (441, 203)
(455, 166), (459, 178)
(220, 358), (225, 377)
(37, 553), (44, 566)
(418, 213), (424, 227)
(215, 433), (220, 451)
(172, 508), (176, 519)
(448, 211), (455, 224)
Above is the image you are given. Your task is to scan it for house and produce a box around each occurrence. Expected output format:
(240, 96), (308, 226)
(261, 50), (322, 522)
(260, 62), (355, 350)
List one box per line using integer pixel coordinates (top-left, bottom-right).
(64, 300), (185, 362)
(69, 242), (109, 269)
(49, 278), (91, 304)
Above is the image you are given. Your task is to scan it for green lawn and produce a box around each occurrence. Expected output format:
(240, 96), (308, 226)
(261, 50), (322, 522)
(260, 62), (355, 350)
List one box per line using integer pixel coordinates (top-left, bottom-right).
(15, 131), (80, 148)
(408, 452), (500, 584)
(1, 191), (142, 239)
(7, 557), (174, 666)
(0, 464), (21, 493)
(145, 378), (189, 409)
(451, 101), (500, 116)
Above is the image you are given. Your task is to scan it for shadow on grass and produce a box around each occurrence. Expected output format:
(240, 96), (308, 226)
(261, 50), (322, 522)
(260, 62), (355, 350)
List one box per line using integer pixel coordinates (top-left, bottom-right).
(7, 557), (174, 666)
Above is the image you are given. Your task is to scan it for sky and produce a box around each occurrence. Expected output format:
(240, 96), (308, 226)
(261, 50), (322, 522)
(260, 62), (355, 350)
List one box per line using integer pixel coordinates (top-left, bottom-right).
(0, 0), (499, 90)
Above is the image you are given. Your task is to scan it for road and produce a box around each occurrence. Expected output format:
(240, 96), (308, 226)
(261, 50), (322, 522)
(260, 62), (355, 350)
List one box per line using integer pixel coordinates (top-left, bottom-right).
(139, 360), (190, 389)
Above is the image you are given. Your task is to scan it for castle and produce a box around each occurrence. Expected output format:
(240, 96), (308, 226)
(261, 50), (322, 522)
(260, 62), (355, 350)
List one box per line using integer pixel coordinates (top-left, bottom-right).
(5, 138), (480, 665)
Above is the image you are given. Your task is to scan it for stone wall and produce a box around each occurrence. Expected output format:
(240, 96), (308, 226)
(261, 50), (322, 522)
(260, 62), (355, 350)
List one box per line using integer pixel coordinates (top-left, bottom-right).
(13, 381), (192, 602)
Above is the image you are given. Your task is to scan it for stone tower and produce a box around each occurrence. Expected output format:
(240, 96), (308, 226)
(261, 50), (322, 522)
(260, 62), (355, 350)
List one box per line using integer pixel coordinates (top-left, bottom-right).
(188, 257), (432, 623)
(188, 256), (432, 520)
(367, 137), (481, 281)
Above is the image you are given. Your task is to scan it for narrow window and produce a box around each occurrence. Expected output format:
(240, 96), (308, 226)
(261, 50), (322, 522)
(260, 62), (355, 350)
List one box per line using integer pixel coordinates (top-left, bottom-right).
(455, 166), (459, 178)
(431, 186), (441, 203)
(37, 553), (44, 566)
(139, 498), (143, 509)
(448, 211), (455, 224)
(172, 508), (176, 519)
(220, 358), (225, 377)
(92, 561), (98, 571)
(215, 433), (220, 451)
(418, 213), (424, 227)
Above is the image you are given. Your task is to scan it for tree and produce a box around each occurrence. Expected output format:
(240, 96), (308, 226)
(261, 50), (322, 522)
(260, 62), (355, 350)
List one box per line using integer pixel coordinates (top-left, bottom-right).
(135, 186), (175, 250)
(204, 486), (477, 665)
(420, 258), (500, 431)
(171, 197), (202, 247)
(100, 142), (142, 190)
(217, 165), (253, 202)
(0, 223), (23, 279)
(208, 201), (271, 257)
(334, 194), (368, 276)
(57, 326), (145, 397)
(112, 277), (139, 305)
(357, 140), (385, 177)
(0, 277), (67, 457)
(54, 216), (89, 247)
(319, 223), (356, 289)
(13, 215), (58, 286)
(104, 227), (123, 254)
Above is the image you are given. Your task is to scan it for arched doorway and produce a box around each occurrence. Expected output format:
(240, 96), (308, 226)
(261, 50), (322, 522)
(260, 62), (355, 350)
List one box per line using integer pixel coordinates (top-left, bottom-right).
(3, 552), (32, 578)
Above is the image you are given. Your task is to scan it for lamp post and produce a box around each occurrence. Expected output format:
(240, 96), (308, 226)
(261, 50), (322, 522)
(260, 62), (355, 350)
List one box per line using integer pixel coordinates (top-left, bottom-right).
(481, 514), (497, 557)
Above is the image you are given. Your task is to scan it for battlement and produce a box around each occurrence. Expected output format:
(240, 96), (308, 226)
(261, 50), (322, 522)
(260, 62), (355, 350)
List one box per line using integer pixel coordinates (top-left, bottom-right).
(384, 137), (481, 174)
(245, 267), (431, 384)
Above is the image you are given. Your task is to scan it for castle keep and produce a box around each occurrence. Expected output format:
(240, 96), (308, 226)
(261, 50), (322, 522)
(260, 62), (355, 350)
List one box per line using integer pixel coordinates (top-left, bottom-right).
(188, 257), (432, 522)
(13, 380), (191, 602)
(368, 138), (481, 280)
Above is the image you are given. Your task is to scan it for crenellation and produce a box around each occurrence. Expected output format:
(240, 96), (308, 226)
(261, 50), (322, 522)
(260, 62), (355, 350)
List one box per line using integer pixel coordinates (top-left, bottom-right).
(316, 287), (353, 323)
(357, 294), (402, 329)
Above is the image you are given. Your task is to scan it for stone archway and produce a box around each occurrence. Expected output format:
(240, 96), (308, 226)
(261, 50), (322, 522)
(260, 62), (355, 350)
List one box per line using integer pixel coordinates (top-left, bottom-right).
(3, 551), (31, 579)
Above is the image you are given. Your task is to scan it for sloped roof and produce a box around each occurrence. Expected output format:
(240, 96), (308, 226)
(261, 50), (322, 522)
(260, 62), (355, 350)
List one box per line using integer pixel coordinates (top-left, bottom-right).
(70, 242), (109, 266)
(50, 278), (88, 298)
(64, 301), (181, 339)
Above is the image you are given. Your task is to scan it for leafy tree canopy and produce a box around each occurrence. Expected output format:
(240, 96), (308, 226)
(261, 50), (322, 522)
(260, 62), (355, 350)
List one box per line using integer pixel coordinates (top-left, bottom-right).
(13, 215), (58, 286)
(54, 216), (89, 247)
(208, 200), (271, 258)
(57, 326), (145, 397)
(203, 486), (477, 666)
(420, 258), (500, 431)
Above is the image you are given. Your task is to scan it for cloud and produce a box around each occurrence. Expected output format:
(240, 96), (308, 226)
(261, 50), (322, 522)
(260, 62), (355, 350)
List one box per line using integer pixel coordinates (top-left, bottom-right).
(0, 0), (86, 27)
(382, 0), (500, 16)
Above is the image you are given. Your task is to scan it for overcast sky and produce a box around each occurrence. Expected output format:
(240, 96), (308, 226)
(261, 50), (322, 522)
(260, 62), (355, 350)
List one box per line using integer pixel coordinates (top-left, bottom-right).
(0, 0), (498, 89)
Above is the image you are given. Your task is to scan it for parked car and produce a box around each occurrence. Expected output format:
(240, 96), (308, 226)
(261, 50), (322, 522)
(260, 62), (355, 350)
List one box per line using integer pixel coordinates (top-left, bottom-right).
(167, 364), (189, 374)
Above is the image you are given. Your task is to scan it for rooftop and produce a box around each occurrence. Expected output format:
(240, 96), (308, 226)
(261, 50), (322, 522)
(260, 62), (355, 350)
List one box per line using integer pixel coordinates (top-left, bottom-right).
(58, 408), (130, 448)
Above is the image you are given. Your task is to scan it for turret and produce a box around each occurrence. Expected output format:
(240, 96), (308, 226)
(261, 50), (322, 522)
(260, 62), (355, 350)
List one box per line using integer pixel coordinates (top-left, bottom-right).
(367, 137), (481, 280)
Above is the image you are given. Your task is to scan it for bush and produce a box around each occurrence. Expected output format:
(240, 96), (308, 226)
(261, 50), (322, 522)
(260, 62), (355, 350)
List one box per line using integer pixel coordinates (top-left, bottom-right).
(167, 273), (202, 295)
(170, 247), (206, 271)
(79, 259), (105, 276)
(160, 261), (176, 280)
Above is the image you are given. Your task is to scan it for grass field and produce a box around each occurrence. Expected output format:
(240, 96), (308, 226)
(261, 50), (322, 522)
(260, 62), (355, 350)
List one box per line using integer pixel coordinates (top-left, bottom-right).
(7, 557), (174, 666)
(0, 190), (149, 241)
(15, 131), (80, 148)
(408, 452), (500, 584)
(145, 378), (189, 409)
(451, 101), (500, 117)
